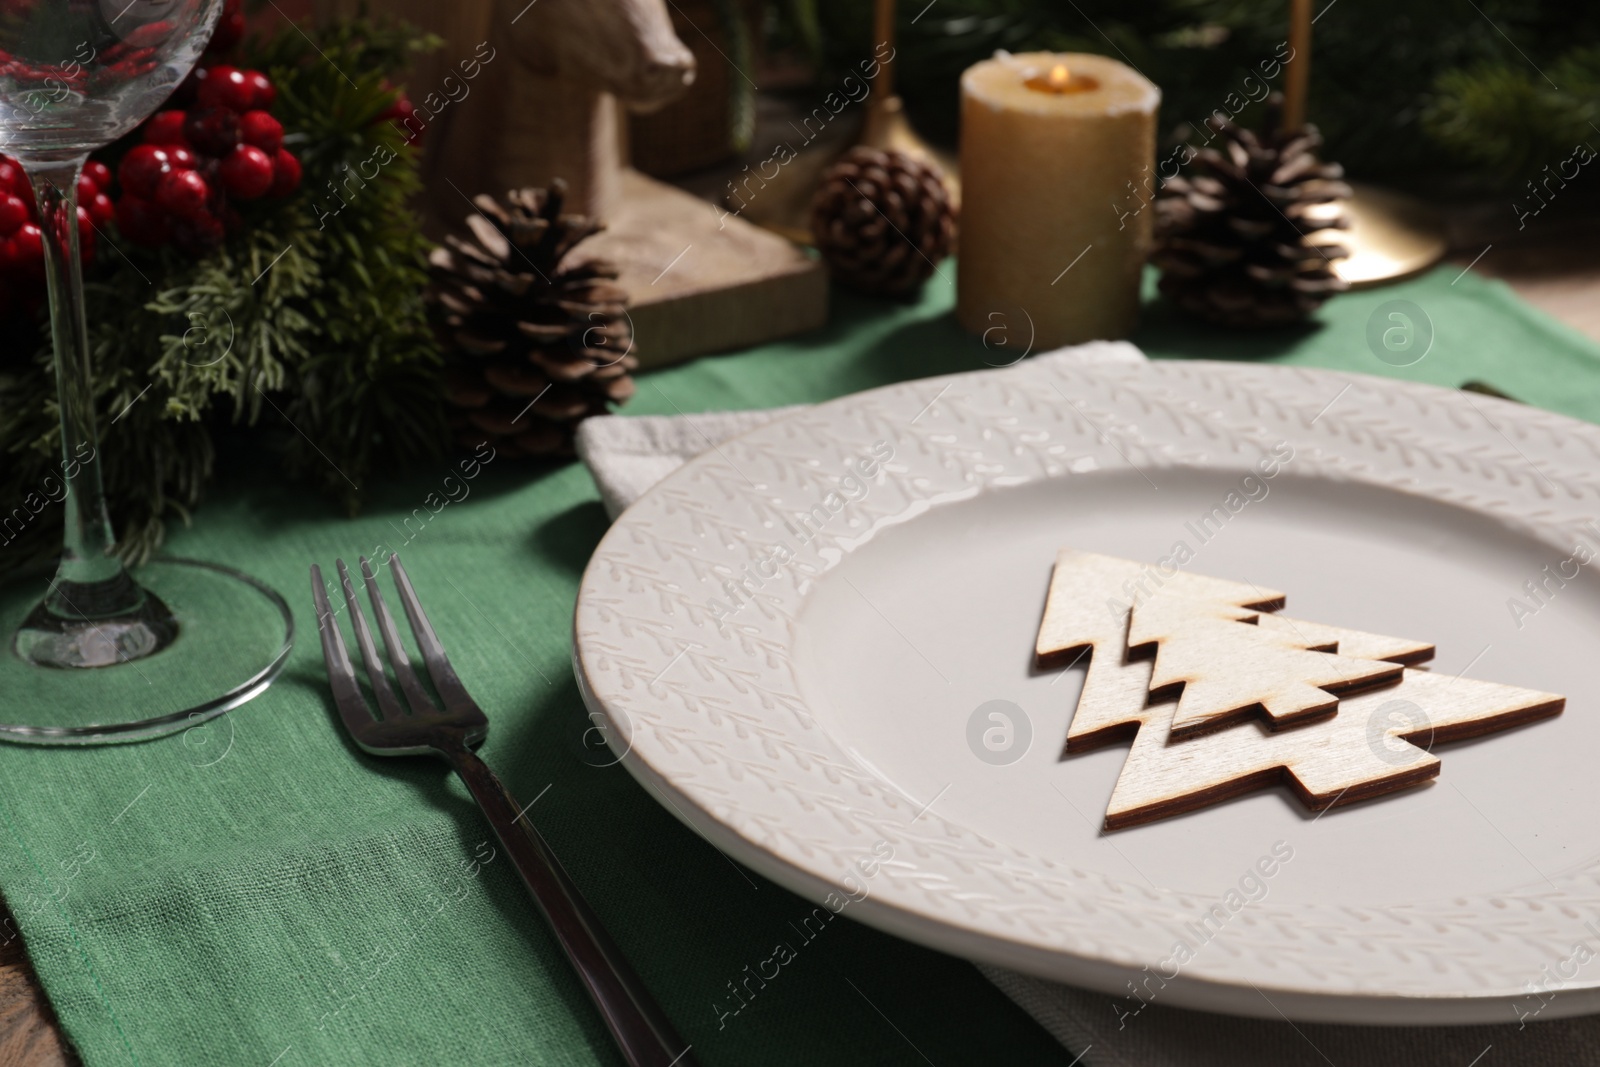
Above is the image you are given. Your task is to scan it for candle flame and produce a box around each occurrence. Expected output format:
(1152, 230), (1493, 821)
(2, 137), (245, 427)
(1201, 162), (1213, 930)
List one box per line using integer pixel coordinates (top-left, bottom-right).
(1023, 60), (1095, 94)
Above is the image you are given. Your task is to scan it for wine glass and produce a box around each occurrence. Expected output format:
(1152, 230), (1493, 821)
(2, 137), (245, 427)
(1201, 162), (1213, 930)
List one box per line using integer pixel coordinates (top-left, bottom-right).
(0, 0), (292, 743)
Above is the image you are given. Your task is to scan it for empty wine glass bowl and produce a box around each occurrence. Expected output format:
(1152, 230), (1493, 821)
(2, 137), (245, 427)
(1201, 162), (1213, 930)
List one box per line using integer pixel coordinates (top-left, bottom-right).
(0, 0), (223, 154)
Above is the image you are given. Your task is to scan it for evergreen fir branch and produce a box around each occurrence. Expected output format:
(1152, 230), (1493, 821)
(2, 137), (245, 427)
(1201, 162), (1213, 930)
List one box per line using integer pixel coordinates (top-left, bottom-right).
(0, 13), (444, 583)
(1424, 49), (1600, 183)
(797, 0), (1600, 182)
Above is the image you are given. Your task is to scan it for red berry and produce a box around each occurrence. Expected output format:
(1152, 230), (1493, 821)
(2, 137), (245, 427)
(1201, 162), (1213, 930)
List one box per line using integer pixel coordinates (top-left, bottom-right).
(219, 144), (273, 200)
(88, 191), (114, 226)
(114, 195), (170, 247)
(76, 172), (99, 201)
(185, 107), (240, 156)
(197, 64), (252, 111)
(268, 148), (301, 197)
(8, 222), (42, 269)
(243, 69), (272, 109)
(167, 145), (197, 170)
(83, 160), (112, 191)
(155, 168), (210, 219)
(118, 144), (171, 199)
(244, 70), (274, 109)
(143, 109), (189, 145)
(379, 96), (412, 123)
(382, 97), (422, 143)
(0, 194), (27, 236)
(0, 160), (25, 199)
(238, 110), (282, 153)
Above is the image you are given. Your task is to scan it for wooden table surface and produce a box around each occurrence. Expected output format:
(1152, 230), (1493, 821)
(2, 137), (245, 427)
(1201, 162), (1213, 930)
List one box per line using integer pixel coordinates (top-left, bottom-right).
(1452, 219), (1600, 345)
(6, 217), (1598, 1066)
(0, 913), (75, 1066)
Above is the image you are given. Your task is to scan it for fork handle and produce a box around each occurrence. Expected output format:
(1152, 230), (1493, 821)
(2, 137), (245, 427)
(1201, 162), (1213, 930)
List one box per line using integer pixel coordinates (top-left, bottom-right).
(445, 747), (696, 1067)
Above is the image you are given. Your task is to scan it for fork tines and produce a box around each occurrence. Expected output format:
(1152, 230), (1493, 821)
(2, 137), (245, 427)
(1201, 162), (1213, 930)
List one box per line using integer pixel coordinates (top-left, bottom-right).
(311, 554), (483, 745)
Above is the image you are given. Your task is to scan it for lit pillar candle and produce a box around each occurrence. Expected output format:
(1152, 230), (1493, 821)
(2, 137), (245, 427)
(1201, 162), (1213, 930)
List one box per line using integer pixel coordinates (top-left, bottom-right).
(958, 52), (1159, 348)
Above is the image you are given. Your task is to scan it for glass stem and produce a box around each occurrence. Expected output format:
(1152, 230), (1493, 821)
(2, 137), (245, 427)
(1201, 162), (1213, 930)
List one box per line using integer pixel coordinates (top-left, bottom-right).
(25, 154), (135, 617)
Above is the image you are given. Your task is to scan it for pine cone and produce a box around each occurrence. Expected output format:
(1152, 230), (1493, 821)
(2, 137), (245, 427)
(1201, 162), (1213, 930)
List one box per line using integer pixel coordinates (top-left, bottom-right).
(1152, 96), (1351, 328)
(811, 147), (956, 297)
(427, 180), (637, 458)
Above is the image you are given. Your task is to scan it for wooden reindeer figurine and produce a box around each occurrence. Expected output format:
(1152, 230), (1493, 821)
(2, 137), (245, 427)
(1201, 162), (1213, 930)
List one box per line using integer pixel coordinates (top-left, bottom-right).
(320, 0), (696, 228)
(466, 0), (693, 220)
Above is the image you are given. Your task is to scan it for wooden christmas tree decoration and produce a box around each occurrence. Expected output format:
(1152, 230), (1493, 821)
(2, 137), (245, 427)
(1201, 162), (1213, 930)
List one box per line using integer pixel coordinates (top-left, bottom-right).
(1034, 550), (1427, 748)
(1103, 651), (1564, 831)
(1250, 611), (1435, 663)
(1128, 589), (1405, 739)
(1034, 549), (1564, 830)
(1035, 549), (1284, 750)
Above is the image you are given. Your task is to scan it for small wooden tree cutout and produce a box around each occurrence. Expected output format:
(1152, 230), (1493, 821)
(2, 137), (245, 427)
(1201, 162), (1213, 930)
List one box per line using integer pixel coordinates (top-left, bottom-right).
(1251, 612), (1433, 664)
(1034, 550), (1423, 748)
(1129, 592), (1405, 739)
(1034, 549), (1564, 830)
(1036, 549), (1280, 749)
(1103, 646), (1564, 830)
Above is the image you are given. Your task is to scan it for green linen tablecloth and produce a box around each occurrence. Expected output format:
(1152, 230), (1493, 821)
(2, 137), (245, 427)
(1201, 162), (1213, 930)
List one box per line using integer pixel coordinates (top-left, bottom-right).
(5, 265), (1600, 1067)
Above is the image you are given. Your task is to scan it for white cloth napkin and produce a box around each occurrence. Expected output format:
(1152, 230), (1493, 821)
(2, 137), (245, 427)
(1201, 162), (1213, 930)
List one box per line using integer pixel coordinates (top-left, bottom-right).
(574, 341), (1597, 1065)
(575, 341), (1145, 520)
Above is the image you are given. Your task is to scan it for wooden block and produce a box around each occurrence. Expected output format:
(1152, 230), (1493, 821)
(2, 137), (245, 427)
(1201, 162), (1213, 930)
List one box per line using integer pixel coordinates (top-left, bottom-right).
(583, 169), (829, 369)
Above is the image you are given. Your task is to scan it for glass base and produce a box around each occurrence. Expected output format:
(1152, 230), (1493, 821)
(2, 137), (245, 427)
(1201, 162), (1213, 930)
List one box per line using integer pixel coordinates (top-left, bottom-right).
(0, 557), (293, 745)
(13, 568), (180, 668)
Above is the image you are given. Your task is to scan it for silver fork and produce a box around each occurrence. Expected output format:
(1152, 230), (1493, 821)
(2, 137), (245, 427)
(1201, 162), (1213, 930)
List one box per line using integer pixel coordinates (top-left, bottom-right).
(310, 554), (695, 1067)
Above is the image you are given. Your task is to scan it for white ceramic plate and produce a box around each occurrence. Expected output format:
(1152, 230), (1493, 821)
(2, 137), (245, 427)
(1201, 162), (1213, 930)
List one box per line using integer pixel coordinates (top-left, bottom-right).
(574, 358), (1600, 1024)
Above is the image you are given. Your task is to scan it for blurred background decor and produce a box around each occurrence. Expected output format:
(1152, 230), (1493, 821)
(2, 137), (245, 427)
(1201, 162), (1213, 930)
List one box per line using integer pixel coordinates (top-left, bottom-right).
(316, 0), (828, 369)
(718, 0), (959, 244)
(0, 12), (447, 583)
(628, 0), (758, 178)
(793, 0), (1600, 199)
(1151, 95), (1351, 327)
(5, 0), (1596, 591)
(315, 0), (697, 224)
(426, 0), (697, 223)
(956, 50), (1159, 347)
(810, 145), (955, 297)
(760, 0), (1599, 295)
